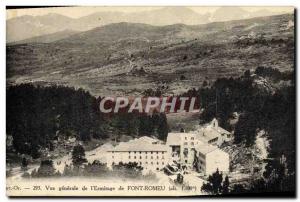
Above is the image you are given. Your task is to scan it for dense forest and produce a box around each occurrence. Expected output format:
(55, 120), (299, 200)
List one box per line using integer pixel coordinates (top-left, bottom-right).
(200, 67), (294, 171)
(171, 67), (294, 167)
(7, 84), (169, 158)
(7, 85), (102, 158)
(174, 66), (295, 194)
(194, 66), (295, 193)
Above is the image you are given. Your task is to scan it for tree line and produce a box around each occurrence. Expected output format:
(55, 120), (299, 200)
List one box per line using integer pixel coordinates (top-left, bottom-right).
(194, 66), (295, 194)
(7, 84), (169, 158)
(23, 144), (156, 181)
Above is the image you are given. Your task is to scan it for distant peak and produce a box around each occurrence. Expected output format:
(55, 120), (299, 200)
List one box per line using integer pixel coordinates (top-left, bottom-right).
(160, 7), (194, 12)
(42, 13), (72, 19)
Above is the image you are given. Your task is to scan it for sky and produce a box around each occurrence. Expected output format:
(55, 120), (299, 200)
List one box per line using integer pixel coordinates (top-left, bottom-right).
(6, 6), (294, 19)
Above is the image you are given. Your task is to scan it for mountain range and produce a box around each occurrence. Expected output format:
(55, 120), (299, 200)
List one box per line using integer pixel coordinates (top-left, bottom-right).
(7, 7), (290, 43)
(7, 13), (294, 96)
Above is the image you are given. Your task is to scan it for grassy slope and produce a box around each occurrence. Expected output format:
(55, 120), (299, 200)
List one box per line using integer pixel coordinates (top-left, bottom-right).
(7, 14), (294, 96)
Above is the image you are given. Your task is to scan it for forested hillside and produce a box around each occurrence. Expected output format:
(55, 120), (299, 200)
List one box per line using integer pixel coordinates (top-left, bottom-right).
(7, 84), (168, 158)
(196, 66), (295, 173)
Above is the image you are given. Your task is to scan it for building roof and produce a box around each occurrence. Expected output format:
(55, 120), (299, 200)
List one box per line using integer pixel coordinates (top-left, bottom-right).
(166, 132), (197, 145)
(195, 144), (218, 155)
(166, 133), (182, 145)
(209, 118), (231, 135)
(195, 126), (220, 142)
(108, 136), (168, 152)
(127, 136), (161, 144)
(215, 127), (231, 135)
(193, 118), (231, 142)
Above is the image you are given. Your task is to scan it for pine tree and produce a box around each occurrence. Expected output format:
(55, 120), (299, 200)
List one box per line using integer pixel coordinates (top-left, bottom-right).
(72, 145), (87, 167)
(21, 157), (28, 170)
(36, 160), (56, 177)
(201, 169), (223, 195)
(222, 176), (230, 194)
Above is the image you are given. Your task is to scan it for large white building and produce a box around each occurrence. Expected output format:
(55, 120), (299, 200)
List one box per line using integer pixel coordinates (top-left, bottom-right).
(105, 119), (230, 175)
(106, 136), (170, 171)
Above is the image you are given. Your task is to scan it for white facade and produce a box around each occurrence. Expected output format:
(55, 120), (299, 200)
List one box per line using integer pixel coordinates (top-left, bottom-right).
(166, 132), (203, 168)
(166, 128), (230, 175)
(107, 150), (168, 171)
(195, 145), (230, 175)
(106, 136), (170, 171)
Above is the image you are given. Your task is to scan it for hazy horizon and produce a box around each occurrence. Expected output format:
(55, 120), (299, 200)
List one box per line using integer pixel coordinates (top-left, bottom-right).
(6, 6), (294, 43)
(7, 6), (294, 20)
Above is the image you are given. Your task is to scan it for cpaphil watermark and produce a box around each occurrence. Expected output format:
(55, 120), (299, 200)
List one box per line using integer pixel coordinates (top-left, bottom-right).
(99, 97), (200, 114)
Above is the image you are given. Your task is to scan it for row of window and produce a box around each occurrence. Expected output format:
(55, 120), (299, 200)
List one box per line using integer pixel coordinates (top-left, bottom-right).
(112, 156), (165, 160)
(111, 151), (166, 154)
(208, 137), (218, 144)
(184, 137), (195, 140)
(221, 133), (231, 138)
(128, 156), (165, 160)
(143, 161), (165, 165)
(183, 142), (195, 146)
(112, 161), (165, 166)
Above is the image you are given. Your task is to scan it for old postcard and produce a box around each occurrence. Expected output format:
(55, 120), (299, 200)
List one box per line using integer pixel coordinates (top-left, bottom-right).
(6, 6), (295, 197)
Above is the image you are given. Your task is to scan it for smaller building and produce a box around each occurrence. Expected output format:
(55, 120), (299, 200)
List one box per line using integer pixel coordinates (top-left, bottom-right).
(166, 132), (202, 169)
(166, 129), (230, 176)
(194, 118), (232, 146)
(194, 144), (230, 176)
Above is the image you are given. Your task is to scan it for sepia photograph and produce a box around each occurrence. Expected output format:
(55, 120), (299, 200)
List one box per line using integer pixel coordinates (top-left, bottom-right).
(5, 6), (295, 197)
